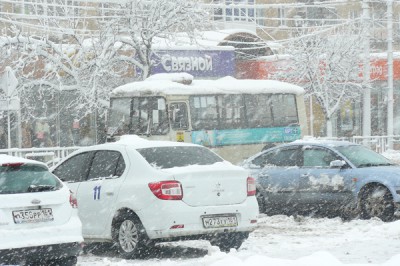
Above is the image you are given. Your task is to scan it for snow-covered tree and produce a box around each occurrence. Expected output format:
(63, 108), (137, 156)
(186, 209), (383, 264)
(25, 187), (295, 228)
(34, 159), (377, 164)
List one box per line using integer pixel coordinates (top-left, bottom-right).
(79, 0), (211, 117)
(0, 0), (210, 144)
(272, 24), (367, 137)
(103, 0), (210, 78)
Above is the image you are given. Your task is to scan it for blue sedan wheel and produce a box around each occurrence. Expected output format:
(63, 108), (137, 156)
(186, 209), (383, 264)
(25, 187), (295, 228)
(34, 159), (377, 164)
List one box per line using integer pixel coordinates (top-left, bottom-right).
(360, 185), (394, 222)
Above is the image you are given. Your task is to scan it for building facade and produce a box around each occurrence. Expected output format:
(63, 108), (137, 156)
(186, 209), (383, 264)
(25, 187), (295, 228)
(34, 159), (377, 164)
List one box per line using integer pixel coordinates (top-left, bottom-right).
(206, 0), (400, 51)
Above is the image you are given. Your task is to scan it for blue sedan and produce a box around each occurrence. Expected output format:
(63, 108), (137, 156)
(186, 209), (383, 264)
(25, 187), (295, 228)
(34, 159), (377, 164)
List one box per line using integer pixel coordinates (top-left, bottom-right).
(241, 140), (400, 221)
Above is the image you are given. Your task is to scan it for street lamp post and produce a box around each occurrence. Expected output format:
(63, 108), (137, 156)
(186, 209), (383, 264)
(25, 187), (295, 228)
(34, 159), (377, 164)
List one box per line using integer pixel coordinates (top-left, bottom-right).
(362, 0), (371, 141)
(1, 67), (19, 149)
(7, 97), (11, 149)
(387, 0), (394, 149)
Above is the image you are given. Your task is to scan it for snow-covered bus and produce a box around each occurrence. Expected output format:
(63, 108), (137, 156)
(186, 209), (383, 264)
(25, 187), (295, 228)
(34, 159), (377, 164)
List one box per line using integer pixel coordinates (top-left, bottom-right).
(107, 73), (308, 163)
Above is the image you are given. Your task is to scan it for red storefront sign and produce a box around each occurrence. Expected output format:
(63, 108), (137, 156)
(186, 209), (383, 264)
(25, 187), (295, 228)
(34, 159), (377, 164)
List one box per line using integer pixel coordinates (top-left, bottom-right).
(236, 57), (400, 81)
(369, 59), (400, 80)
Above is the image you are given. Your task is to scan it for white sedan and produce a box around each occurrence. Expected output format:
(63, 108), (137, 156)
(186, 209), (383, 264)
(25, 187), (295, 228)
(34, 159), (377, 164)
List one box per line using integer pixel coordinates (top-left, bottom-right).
(51, 135), (259, 257)
(0, 155), (83, 265)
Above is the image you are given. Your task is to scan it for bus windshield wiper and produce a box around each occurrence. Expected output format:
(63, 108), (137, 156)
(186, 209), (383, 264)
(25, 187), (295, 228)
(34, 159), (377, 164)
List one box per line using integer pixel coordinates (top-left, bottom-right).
(146, 118), (152, 136)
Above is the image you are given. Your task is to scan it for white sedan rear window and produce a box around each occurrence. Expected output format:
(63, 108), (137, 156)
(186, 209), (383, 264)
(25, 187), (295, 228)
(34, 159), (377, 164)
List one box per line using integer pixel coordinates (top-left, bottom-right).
(137, 146), (223, 169)
(0, 165), (62, 194)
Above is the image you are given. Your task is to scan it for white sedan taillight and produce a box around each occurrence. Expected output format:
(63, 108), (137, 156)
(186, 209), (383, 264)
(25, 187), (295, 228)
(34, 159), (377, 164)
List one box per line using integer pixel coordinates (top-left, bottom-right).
(148, 181), (183, 200)
(69, 190), (78, 208)
(247, 177), (256, 196)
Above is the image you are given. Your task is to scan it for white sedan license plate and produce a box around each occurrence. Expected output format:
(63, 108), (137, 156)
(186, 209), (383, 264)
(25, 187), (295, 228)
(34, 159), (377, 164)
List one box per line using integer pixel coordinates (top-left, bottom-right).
(202, 215), (238, 228)
(13, 208), (54, 224)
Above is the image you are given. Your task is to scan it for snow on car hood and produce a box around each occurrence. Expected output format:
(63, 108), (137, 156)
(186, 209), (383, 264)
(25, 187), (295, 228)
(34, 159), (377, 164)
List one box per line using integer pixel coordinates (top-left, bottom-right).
(357, 165), (400, 177)
(355, 165), (400, 186)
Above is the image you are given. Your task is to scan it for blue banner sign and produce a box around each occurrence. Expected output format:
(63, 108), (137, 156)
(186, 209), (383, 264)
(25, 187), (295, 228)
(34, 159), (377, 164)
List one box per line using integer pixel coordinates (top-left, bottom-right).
(191, 127), (301, 147)
(152, 49), (235, 78)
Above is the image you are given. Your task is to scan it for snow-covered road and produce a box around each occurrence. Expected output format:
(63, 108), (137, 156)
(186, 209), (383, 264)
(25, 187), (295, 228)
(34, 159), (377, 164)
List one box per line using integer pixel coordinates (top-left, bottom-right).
(78, 214), (400, 265)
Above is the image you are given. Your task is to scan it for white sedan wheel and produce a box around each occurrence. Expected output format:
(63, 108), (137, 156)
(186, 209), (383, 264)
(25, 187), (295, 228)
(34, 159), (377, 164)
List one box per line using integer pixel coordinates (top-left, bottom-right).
(118, 220), (139, 253)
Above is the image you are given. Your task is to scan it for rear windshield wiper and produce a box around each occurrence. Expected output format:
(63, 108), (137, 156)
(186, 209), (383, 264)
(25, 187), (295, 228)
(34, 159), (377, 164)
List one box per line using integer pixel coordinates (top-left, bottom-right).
(27, 185), (56, 192)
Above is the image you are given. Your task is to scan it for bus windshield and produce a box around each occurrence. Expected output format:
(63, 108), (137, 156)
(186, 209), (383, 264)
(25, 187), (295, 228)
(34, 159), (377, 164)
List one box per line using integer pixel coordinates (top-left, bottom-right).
(108, 97), (169, 136)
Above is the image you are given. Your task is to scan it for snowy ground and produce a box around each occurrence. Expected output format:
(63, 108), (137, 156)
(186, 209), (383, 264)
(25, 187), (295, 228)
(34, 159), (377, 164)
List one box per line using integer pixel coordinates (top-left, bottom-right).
(78, 214), (400, 266)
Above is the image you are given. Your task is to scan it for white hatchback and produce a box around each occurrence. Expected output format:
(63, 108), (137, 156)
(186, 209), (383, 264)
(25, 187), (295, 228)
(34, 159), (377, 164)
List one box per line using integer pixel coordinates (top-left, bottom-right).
(0, 155), (83, 265)
(51, 135), (259, 257)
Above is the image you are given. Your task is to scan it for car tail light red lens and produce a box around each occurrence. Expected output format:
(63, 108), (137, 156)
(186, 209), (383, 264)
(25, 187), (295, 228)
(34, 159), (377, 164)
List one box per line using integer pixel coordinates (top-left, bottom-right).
(148, 181), (183, 200)
(69, 190), (78, 208)
(2, 162), (24, 167)
(247, 177), (256, 196)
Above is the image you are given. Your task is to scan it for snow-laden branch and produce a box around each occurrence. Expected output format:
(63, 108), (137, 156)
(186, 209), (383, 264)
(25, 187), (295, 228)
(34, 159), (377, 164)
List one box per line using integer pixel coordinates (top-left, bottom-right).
(271, 24), (367, 137)
(0, 0), (210, 122)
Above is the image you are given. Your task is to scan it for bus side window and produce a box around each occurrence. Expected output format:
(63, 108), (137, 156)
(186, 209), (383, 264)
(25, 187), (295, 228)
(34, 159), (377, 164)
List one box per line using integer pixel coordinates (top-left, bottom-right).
(170, 103), (188, 130)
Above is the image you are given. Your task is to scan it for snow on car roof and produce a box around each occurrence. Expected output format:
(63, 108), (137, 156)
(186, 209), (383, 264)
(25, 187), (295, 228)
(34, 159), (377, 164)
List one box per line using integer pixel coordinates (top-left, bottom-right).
(114, 135), (199, 149)
(65, 135), (200, 157)
(0, 154), (48, 168)
(292, 138), (356, 147)
(111, 75), (305, 97)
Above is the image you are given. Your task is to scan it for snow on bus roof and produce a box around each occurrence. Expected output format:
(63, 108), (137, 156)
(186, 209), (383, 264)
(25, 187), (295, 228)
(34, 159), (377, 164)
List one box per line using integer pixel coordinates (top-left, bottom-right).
(111, 75), (304, 97)
(146, 73), (194, 84)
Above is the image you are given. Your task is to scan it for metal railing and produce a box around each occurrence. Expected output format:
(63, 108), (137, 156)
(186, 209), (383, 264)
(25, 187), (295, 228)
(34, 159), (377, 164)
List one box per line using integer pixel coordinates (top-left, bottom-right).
(350, 135), (400, 154)
(1, 135), (400, 166)
(305, 135), (400, 154)
(0, 146), (80, 167)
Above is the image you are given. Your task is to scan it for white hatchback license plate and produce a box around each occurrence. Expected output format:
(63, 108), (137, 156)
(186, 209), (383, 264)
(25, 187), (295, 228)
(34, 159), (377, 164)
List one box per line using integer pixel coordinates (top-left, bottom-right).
(13, 208), (54, 224)
(202, 215), (238, 228)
